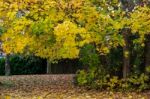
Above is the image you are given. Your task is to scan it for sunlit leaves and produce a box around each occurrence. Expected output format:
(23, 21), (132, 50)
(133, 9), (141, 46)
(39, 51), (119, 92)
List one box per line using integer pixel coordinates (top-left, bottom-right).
(0, 0), (150, 61)
(130, 6), (150, 43)
(54, 21), (89, 58)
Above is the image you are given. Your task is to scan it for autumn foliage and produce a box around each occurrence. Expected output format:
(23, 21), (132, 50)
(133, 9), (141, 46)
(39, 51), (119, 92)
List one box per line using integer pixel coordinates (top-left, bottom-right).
(0, 0), (150, 91)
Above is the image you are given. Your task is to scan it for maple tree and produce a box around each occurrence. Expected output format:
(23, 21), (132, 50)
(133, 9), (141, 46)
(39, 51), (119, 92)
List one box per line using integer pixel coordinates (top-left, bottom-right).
(0, 0), (95, 73)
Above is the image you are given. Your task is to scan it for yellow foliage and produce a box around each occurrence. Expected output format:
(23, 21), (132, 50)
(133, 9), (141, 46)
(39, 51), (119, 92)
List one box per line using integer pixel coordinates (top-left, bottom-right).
(0, 0), (150, 61)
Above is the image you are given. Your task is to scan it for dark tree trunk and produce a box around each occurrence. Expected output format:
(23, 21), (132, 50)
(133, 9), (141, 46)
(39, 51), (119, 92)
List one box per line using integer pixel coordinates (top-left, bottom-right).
(145, 35), (150, 67)
(5, 54), (11, 76)
(120, 0), (135, 79)
(122, 28), (130, 78)
(47, 60), (52, 74)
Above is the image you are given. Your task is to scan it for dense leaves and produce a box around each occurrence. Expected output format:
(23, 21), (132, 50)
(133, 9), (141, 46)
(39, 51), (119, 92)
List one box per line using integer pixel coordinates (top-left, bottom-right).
(0, 0), (149, 60)
(0, 55), (46, 75)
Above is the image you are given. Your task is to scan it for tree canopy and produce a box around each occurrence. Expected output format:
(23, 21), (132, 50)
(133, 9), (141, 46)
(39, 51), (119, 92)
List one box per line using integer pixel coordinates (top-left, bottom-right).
(0, 0), (150, 65)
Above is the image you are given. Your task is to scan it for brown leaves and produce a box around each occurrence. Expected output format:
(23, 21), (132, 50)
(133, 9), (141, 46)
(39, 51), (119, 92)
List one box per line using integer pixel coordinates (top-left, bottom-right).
(0, 75), (149, 99)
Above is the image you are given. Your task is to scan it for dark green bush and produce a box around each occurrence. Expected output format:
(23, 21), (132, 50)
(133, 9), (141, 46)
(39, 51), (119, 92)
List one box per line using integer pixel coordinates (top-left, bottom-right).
(77, 44), (107, 88)
(0, 55), (46, 75)
(77, 44), (150, 91)
(79, 44), (100, 68)
(0, 58), (5, 75)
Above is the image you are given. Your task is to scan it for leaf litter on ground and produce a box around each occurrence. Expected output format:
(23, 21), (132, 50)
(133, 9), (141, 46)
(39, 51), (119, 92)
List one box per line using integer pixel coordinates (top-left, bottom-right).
(0, 75), (149, 99)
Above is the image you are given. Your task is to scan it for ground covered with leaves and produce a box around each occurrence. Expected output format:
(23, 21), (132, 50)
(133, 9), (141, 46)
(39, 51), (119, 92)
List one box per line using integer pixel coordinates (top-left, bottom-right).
(0, 75), (150, 99)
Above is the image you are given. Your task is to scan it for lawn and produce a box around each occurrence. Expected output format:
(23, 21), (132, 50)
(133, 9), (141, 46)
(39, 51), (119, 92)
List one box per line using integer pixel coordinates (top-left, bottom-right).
(0, 75), (150, 99)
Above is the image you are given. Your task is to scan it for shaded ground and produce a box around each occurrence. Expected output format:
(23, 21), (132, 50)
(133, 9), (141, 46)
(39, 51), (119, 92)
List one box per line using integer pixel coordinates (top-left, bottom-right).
(0, 75), (150, 99)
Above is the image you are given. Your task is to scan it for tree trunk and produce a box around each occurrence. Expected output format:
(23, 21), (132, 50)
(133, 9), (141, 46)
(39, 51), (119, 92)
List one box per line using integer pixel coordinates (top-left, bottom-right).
(5, 54), (11, 76)
(47, 60), (52, 74)
(145, 35), (150, 67)
(122, 28), (130, 78)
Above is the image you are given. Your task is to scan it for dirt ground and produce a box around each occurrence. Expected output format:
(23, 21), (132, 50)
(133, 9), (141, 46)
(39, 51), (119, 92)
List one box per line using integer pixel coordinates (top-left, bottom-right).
(0, 75), (150, 99)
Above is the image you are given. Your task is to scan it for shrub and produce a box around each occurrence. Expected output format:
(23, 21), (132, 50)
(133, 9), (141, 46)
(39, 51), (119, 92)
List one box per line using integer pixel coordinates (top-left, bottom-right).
(0, 55), (46, 75)
(0, 58), (5, 75)
(76, 70), (87, 85)
(77, 69), (150, 91)
(10, 55), (46, 75)
(76, 44), (150, 91)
